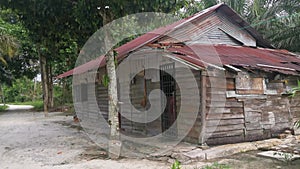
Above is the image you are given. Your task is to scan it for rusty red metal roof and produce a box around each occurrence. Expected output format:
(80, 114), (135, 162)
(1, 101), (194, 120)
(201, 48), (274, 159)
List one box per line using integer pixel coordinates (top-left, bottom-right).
(110, 3), (225, 58)
(167, 45), (300, 75)
(114, 3), (272, 58)
(56, 56), (105, 78)
(57, 3), (276, 78)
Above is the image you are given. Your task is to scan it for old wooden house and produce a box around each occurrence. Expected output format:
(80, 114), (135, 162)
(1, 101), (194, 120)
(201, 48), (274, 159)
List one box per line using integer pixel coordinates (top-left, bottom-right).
(58, 4), (300, 145)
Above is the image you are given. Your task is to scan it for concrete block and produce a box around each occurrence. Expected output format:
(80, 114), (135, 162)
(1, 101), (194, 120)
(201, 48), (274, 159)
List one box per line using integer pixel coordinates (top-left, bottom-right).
(183, 148), (205, 160)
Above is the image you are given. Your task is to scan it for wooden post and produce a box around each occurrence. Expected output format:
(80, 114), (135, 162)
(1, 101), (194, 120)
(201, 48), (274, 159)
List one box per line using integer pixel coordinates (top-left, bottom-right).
(199, 71), (207, 145)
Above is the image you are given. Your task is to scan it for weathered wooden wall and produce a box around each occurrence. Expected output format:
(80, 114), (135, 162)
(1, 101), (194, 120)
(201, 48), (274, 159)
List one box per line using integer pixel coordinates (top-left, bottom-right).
(177, 68), (202, 143)
(201, 70), (246, 145)
(119, 72), (161, 135)
(203, 69), (299, 145)
(118, 62), (202, 140)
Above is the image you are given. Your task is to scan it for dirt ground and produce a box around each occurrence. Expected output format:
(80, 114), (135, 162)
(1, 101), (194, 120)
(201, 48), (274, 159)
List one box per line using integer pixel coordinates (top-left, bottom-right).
(0, 109), (299, 169)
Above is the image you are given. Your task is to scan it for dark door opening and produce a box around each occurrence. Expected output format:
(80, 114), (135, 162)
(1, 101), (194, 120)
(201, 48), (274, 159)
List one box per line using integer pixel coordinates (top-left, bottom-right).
(160, 63), (177, 138)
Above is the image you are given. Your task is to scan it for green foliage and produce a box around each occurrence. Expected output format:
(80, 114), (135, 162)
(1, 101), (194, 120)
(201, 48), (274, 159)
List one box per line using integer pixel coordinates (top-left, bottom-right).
(289, 80), (300, 97)
(201, 162), (231, 169)
(53, 82), (73, 107)
(295, 120), (300, 129)
(102, 74), (110, 88)
(30, 101), (44, 111)
(0, 8), (38, 84)
(0, 33), (18, 64)
(228, 0), (300, 52)
(0, 105), (8, 111)
(3, 77), (42, 103)
(171, 160), (181, 169)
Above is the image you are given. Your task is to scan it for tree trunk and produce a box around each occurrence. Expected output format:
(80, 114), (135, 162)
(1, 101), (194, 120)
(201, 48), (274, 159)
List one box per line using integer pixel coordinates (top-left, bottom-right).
(33, 77), (37, 101)
(0, 83), (5, 105)
(48, 64), (54, 108)
(40, 54), (49, 116)
(100, 9), (121, 159)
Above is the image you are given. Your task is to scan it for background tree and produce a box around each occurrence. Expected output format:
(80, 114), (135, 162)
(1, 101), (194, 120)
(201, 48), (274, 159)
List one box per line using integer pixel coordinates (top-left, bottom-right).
(0, 8), (39, 104)
(0, 33), (18, 64)
(0, 0), (79, 114)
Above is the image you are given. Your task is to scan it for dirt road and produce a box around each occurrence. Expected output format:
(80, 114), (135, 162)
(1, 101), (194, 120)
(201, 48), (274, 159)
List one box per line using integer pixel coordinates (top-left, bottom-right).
(0, 110), (179, 169)
(0, 104), (34, 111)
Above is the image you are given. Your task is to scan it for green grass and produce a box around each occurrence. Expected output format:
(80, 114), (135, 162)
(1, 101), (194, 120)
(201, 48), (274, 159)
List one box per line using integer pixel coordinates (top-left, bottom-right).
(0, 105), (8, 112)
(201, 162), (231, 169)
(9, 100), (44, 111)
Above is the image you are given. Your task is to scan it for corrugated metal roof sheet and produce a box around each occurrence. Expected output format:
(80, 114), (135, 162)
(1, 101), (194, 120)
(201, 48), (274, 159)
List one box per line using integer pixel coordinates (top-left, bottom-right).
(56, 56), (105, 78)
(114, 3), (224, 58)
(167, 45), (300, 75)
(57, 4), (279, 78)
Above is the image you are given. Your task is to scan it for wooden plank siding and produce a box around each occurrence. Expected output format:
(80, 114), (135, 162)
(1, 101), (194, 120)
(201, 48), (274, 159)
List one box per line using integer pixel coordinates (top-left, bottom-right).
(159, 11), (254, 47)
(242, 95), (291, 141)
(203, 70), (299, 145)
(203, 72), (246, 145)
(177, 69), (202, 143)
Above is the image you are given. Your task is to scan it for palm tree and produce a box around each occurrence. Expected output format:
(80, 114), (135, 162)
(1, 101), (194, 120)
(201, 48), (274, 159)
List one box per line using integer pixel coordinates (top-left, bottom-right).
(245, 0), (300, 52)
(266, 0), (300, 52)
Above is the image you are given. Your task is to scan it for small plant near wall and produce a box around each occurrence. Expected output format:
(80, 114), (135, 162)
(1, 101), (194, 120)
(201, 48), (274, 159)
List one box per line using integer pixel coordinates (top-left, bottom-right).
(273, 151), (294, 165)
(201, 162), (231, 169)
(171, 160), (182, 169)
(170, 161), (231, 169)
(295, 121), (300, 129)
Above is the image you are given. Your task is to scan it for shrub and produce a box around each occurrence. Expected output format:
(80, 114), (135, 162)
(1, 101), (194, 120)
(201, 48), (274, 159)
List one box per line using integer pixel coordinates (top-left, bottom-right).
(0, 105), (8, 112)
(30, 101), (44, 111)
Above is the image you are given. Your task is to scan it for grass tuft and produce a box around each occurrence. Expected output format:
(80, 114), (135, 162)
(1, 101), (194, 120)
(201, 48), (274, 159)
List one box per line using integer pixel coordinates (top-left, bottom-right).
(0, 105), (8, 112)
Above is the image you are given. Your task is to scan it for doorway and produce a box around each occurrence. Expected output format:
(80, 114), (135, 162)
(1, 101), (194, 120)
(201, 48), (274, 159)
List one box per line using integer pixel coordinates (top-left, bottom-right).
(160, 63), (177, 138)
